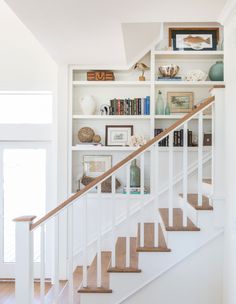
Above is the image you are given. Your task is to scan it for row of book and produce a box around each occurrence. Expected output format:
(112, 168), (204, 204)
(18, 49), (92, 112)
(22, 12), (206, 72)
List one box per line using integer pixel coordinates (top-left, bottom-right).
(155, 128), (194, 147)
(109, 97), (150, 115)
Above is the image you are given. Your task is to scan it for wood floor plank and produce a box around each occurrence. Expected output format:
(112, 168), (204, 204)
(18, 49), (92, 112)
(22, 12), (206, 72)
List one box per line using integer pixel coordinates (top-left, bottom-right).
(159, 208), (200, 231)
(78, 251), (112, 293)
(108, 237), (141, 273)
(136, 223), (171, 252)
(180, 194), (213, 210)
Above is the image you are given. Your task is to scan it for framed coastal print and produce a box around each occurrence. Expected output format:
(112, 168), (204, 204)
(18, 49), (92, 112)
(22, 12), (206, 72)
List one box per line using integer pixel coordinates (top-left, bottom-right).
(105, 125), (133, 146)
(83, 155), (112, 177)
(169, 28), (219, 51)
(167, 92), (194, 113)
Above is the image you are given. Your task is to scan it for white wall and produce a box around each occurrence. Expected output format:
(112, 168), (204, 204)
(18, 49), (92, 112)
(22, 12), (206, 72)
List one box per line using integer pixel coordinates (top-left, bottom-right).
(0, 0), (56, 91)
(123, 235), (223, 304)
(222, 5), (236, 304)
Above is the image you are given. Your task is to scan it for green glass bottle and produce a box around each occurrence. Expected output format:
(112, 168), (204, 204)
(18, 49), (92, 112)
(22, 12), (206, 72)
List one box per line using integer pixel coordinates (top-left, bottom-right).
(165, 101), (170, 115)
(156, 90), (164, 115)
(130, 159), (140, 188)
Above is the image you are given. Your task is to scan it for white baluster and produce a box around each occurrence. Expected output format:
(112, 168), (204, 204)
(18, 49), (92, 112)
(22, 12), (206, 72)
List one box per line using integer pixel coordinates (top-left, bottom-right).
(140, 154), (145, 248)
(183, 123), (188, 227)
(40, 224), (45, 303)
(111, 174), (116, 268)
(53, 215), (59, 300)
(82, 196), (88, 287)
(126, 164), (130, 268)
(154, 145), (159, 247)
(67, 205), (74, 303)
(14, 216), (35, 304)
(198, 112), (203, 206)
(97, 184), (102, 287)
(168, 133), (174, 227)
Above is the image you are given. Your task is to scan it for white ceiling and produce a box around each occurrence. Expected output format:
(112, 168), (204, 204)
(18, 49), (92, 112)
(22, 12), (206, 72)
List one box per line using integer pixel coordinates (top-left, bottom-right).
(5, 0), (226, 67)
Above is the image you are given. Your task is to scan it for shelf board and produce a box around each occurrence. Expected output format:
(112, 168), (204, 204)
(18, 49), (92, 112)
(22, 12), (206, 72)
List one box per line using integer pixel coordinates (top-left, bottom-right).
(72, 115), (151, 120)
(155, 81), (224, 86)
(72, 145), (211, 152)
(154, 50), (224, 58)
(155, 114), (212, 120)
(73, 81), (151, 86)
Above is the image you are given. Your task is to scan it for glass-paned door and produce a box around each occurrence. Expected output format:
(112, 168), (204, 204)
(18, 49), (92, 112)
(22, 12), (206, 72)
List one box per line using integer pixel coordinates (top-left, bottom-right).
(0, 142), (50, 278)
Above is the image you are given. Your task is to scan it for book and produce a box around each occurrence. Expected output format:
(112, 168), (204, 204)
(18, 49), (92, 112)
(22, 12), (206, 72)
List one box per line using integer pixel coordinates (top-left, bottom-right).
(157, 76), (182, 81)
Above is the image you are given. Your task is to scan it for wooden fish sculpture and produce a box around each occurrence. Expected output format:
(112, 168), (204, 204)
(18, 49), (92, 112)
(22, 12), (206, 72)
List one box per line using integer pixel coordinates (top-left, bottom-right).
(183, 35), (211, 50)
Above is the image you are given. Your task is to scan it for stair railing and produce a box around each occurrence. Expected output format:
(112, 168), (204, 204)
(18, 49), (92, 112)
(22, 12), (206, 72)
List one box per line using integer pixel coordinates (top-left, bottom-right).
(14, 94), (217, 304)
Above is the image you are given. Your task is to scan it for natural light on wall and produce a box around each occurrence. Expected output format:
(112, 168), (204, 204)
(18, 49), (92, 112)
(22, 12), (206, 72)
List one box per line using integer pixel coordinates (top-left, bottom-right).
(0, 92), (52, 124)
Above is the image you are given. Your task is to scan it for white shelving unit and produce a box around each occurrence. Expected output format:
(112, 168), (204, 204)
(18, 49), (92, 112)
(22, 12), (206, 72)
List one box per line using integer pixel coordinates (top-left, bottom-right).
(69, 24), (223, 194)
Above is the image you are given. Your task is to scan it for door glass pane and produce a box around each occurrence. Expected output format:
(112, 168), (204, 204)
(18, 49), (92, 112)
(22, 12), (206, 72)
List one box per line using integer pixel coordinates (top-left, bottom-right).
(3, 149), (46, 262)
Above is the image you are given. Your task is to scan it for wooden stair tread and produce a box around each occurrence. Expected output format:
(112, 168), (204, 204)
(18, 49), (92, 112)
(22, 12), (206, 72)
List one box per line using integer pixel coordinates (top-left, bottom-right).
(108, 237), (141, 273)
(78, 251), (112, 293)
(180, 194), (213, 210)
(203, 178), (212, 185)
(159, 208), (200, 231)
(137, 223), (171, 252)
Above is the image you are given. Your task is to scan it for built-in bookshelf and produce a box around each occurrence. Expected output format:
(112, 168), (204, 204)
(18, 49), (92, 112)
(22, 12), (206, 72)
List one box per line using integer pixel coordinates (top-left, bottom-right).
(69, 23), (224, 194)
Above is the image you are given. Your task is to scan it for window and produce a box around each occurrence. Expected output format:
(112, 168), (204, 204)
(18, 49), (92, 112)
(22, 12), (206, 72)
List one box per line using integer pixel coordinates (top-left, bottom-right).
(0, 92), (52, 124)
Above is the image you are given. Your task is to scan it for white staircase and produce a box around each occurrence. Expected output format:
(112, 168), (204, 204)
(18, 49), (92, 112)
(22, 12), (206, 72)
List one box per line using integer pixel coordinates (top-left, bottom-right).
(13, 88), (225, 304)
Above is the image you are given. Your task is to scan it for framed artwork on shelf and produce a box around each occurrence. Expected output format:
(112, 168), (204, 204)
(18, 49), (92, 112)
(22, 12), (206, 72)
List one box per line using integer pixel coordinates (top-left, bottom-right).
(83, 155), (112, 177)
(203, 134), (212, 146)
(105, 125), (133, 146)
(167, 92), (194, 113)
(169, 28), (219, 51)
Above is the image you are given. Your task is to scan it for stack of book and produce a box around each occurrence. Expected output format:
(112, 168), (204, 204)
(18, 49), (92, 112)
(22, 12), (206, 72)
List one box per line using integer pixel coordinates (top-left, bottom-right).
(155, 128), (169, 146)
(154, 128), (193, 147)
(123, 186), (149, 195)
(109, 96), (150, 115)
(157, 76), (182, 81)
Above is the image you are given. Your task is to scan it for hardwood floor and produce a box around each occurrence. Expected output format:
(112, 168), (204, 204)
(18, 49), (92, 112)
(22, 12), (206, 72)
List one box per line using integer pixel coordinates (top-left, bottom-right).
(0, 267), (82, 304)
(0, 281), (51, 304)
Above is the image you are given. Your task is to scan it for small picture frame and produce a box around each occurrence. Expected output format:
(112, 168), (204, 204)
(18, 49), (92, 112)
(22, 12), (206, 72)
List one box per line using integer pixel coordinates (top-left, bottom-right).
(167, 92), (194, 113)
(203, 134), (212, 146)
(105, 125), (133, 146)
(169, 28), (219, 51)
(83, 155), (112, 177)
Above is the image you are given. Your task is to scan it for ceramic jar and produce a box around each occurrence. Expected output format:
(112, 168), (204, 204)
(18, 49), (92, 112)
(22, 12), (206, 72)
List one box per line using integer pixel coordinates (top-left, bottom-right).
(80, 95), (96, 115)
(209, 61), (224, 81)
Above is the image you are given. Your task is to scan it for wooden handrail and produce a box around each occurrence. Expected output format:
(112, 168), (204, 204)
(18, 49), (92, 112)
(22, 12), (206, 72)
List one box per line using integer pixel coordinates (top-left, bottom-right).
(30, 96), (215, 230)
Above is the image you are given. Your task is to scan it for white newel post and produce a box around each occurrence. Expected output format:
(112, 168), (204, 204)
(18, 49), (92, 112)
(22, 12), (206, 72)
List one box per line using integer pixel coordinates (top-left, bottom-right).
(14, 215), (36, 304)
(211, 87), (225, 227)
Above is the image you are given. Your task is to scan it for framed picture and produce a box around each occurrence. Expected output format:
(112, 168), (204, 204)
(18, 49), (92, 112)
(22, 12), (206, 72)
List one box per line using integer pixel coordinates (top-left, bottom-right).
(167, 92), (194, 113)
(203, 134), (212, 146)
(105, 125), (133, 146)
(83, 155), (112, 177)
(169, 28), (219, 51)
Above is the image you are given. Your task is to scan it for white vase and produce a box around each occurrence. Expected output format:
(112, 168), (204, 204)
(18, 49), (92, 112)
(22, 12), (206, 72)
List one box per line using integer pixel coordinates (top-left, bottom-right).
(80, 95), (96, 115)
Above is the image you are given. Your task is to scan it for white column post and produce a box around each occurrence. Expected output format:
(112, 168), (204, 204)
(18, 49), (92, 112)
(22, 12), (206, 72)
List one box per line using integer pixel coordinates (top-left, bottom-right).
(14, 215), (36, 304)
(126, 164), (131, 268)
(183, 123), (188, 227)
(210, 87), (225, 227)
(168, 133), (174, 227)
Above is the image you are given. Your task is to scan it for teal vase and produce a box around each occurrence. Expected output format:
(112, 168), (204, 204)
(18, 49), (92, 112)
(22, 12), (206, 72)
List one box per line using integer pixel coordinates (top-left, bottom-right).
(130, 159), (140, 188)
(165, 102), (170, 115)
(156, 90), (164, 115)
(209, 61), (224, 81)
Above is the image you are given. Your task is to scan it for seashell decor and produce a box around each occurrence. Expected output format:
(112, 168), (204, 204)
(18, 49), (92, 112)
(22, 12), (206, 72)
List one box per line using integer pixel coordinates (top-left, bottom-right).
(185, 70), (208, 82)
(159, 64), (179, 78)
